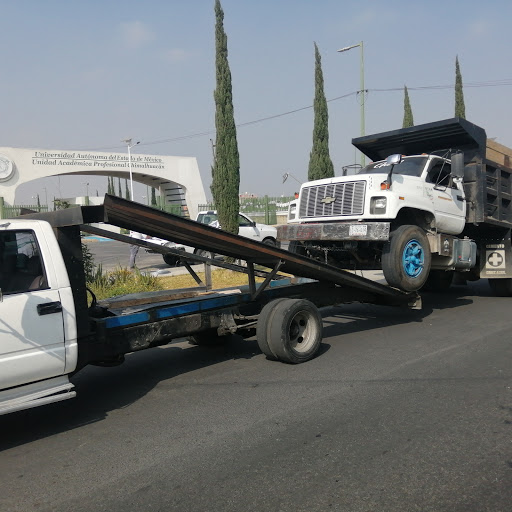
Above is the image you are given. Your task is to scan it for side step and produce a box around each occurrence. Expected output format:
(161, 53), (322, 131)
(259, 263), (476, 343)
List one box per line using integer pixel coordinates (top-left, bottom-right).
(0, 376), (76, 416)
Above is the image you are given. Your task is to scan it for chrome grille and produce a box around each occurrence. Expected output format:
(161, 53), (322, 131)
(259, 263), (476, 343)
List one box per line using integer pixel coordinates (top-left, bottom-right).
(299, 181), (366, 218)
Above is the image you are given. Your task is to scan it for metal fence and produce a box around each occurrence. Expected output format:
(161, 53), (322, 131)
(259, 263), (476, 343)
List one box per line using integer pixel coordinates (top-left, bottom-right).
(0, 194), (293, 224)
(0, 200), (49, 219)
(199, 195), (294, 225)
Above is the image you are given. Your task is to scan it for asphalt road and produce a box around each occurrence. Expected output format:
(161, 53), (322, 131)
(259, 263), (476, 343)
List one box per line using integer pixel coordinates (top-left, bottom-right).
(83, 238), (291, 274)
(84, 238), (174, 274)
(1, 279), (511, 511)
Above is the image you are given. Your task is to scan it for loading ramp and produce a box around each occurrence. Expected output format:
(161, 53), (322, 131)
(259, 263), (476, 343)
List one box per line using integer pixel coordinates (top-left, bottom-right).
(20, 194), (418, 308)
(90, 195), (418, 308)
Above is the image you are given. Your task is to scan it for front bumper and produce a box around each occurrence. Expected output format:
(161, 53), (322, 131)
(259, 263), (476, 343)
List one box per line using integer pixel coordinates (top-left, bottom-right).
(277, 222), (391, 242)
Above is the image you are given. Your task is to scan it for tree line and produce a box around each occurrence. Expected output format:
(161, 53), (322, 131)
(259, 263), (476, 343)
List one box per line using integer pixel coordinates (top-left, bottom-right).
(106, 176), (158, 207)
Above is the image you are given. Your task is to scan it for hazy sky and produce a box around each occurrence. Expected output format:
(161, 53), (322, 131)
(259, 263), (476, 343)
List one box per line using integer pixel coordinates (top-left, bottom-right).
(1, 0), (511, 206)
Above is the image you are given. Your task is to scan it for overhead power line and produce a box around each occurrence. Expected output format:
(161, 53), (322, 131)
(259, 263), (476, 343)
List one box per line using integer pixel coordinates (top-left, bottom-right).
(85, 79), (512, 152)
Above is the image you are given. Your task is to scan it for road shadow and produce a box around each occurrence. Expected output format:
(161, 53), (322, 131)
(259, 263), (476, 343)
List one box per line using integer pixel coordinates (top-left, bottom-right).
(0, 335), (263, 450)
(0, 280), (491, 448)
(320, 280), (486, 340)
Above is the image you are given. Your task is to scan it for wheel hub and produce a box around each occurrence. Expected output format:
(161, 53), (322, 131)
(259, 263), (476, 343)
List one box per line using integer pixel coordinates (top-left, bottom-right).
(402, 239), (424, 278)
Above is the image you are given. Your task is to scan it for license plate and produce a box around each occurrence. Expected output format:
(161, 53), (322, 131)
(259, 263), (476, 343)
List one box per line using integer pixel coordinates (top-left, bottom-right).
(349, 224), (368, 236)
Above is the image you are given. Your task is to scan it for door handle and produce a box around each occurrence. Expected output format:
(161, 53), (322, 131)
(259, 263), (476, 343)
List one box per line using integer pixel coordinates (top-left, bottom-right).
(37, 301), (63, 316)
(457, 195), (465, 201)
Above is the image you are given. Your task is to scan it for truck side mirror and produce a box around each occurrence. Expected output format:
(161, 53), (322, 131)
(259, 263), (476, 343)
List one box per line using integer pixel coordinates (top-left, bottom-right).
(386, 154), (402, 166)
(451, 152), (464, 179)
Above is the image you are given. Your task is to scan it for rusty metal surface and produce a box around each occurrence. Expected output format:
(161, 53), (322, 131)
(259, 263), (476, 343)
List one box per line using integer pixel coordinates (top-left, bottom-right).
(17, 205), (104, 226)
(101, 195), (415, 305)
(277, 222), (390, 241)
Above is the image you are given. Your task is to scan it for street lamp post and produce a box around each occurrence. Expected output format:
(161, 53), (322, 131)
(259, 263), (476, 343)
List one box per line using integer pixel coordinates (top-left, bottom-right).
(122, 138), (140, 201)
(282, 172), (302, 185)
(337, 41), (366, 167)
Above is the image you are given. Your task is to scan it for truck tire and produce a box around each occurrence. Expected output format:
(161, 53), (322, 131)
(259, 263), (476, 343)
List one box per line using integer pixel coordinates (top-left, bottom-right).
(262, 237), (276, 247)
(163, 244), (184, 266)
(382, 225), (431, 292)
(488, 278), (512, 297)
(163, 253), (179, 266)
(194, 249), (215, 260)
(256, 298), (290, 360)
(265, 298), (323, 364)
(422, 270), (454, 292)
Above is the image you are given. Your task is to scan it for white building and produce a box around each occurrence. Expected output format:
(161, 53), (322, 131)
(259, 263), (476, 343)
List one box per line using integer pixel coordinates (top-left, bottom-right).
(0, 147), (207, 219)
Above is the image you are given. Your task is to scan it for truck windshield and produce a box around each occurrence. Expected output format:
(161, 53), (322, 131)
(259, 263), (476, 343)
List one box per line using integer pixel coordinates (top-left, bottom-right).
(357, 156), (428, 177)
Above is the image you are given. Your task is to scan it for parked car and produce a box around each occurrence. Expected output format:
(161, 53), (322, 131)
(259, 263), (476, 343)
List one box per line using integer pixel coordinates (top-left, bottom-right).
(147, 211), (277, 266)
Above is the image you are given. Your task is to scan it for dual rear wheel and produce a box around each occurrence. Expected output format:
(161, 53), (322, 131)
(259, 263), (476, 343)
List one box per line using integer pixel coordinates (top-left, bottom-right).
(256, 298), (323, 364)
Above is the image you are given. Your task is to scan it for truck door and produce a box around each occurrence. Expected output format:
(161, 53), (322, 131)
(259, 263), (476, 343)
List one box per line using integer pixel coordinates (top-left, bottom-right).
(238, 213), (260, 240)
(0, 229), (66, 390)
(425, 160), (466, 234)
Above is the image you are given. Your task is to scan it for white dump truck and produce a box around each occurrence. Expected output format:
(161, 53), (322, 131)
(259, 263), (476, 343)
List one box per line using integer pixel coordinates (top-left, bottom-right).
(278, 117), (512, 294)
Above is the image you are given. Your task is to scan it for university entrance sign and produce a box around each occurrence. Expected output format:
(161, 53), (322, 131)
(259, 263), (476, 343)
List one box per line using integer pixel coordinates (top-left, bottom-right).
(0, 147), (207, 218)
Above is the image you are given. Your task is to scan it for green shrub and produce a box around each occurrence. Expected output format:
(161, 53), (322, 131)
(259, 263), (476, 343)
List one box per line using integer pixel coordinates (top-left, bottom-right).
(88, 266), (162, 300)
(82, 243), (96, 283)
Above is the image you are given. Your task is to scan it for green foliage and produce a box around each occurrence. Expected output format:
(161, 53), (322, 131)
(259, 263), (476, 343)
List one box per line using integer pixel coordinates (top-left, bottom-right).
(87, 267), (162, 301)
(124, 179), (131, 200)
(402, 85), (414, 128)
(151, 187), (157, 206)
(199, 195), (294, 225)
(210, 0), (240, 234)
(54, 199), (71, 210)
(82, 243), (96, 283)
(308, 43), (334, 181)
(455, 55), (466, 119)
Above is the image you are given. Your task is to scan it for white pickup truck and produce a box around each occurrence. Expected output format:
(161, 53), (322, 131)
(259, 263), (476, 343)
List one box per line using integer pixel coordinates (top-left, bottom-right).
(148, 210), (277, 265)
(0, 219), (79, 410)
(0, 197), (334, 416)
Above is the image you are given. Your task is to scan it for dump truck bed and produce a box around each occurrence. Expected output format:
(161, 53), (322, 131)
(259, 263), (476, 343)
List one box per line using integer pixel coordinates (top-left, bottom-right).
(352, 117), (512, 229)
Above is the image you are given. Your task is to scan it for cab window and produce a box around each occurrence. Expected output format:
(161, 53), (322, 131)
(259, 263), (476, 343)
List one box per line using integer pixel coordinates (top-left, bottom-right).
(426, 160), (456, 189)
(238, 215), (253, 227)
(0, 231), (47, 294)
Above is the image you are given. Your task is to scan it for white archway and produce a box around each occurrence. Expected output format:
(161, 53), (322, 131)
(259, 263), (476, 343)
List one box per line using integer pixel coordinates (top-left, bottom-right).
(0, 147), (207, 219)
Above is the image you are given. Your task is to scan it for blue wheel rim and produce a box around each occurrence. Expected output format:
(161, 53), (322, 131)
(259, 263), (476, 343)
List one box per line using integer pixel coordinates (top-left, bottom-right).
(402, 239), (424, 278)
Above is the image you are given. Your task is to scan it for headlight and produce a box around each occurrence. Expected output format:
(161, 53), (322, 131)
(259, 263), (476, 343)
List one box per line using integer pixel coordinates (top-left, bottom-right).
(370, 197), (387, 214)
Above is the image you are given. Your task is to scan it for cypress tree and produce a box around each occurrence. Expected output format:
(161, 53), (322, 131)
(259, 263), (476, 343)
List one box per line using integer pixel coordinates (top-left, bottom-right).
(211, 0), (240, 234)
(124, 179), (131, 200)
(402, 85), (414, 128)
(151, 187), (157, 206)
(455, 55), (466, 119)
(308, 42), (334, 181)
